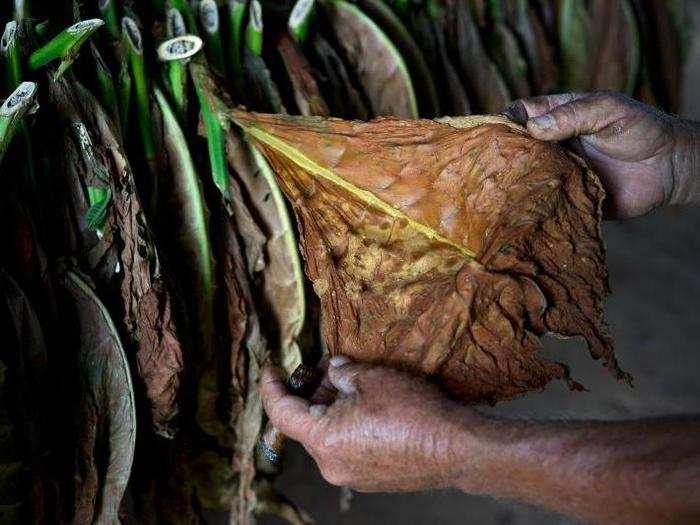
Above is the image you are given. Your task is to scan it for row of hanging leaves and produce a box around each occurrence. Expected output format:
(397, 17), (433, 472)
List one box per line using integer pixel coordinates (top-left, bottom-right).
(0, 0), (692, 523)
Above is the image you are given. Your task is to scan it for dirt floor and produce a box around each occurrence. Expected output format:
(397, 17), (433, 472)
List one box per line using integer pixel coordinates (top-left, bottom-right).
(260, 11), (700, 525)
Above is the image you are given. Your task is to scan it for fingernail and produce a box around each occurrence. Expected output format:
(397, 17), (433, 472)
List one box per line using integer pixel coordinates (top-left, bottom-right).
(503, 101), (527, 124)
(529, 114), (555, 131)
(329, 355), (350, 368)
(309, 404), (328, 417)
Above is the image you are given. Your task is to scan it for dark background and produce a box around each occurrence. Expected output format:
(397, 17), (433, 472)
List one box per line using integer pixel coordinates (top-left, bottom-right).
(261, 6), (700, 524)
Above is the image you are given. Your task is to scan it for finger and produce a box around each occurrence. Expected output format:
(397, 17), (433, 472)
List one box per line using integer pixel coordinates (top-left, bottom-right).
(261, 366), (321, 443)
(525, 92), (629, 142)
(328, 356), (373, 395)
(503, 93), (585, 124)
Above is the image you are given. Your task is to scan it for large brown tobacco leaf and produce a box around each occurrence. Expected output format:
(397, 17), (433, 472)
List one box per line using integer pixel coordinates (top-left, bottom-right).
(232, 111), (630, 403)
(51, 80), (186, 437)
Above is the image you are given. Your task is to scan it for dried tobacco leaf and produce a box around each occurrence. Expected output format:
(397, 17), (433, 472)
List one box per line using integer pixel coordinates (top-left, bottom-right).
(278, 33), (331, 118)
(308, 33), (369, 120)
(0, 270), (48, 523)
(52, 81), (186, 437)
(504, 0), (558, 95)
(486, 7), (531, 100)
(322, 0), (418, 118)
(557, 0), (592, 92)
(356, 0), (441, 117)
(153, 87), (215, 358)
(587, 0), (640, 95)
(445, 0), (510, 114)
(231, 111), (631, 403)
(225, 130), (306, 375)
(59, 270), (135, 523)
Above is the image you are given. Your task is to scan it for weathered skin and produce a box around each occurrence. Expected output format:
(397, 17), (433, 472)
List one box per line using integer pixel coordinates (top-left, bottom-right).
(232, 110), (625, 404)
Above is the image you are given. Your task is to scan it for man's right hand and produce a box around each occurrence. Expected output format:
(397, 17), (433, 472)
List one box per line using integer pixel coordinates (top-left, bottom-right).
(504, 91), (700, 219)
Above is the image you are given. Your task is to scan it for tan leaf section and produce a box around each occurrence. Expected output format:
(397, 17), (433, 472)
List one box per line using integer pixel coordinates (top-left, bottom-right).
(231, 111), (631, 403)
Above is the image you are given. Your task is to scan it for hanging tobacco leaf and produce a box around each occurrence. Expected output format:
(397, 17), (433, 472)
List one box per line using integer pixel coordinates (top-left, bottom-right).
(431, 5), (471, 116)
(308, 33), (369, 120)
(587, 0), (640, 95)
(322, 0), (418, 118)
(557, 0), (592, 91)
(153, 87), (215, 360)
(356, 0), (441, 117)
(51, 80), (186, 438)
(504, 0), (558, 95)
(0, 270), (48, 523)
(225, 130), (306, 375)
(58, 269), (135, 523)
(485, 4), (531, 100)
(231, 110), (631, 404)
(445, 0), (510, 114)
(277, 32), (331, 118)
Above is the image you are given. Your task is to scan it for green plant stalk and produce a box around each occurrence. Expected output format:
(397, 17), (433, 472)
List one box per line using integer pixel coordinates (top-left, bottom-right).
(171, 0), (199, 35)
(99, 0), (121, 41)
(199, 0), (226, 76)
(167, 60), (188, 123)
(288, 0), (315, 43)
(227, 0), (247, 78)
(91, 43), (121, 131)
(2, 22), (21, 92)
(0, 82), (38, 163)
(245, 0), (263, 56)
(123, 19), (156, 169)
(28, 19), (104, 72)
(117, 61), (132, 136)
(191, 65), (230, 206)
(14, 0), (28, 20)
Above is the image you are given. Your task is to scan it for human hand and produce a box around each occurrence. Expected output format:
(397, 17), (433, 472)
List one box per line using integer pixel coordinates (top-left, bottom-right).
(504, 91), (700, 218)
(261, 356), (484, 492)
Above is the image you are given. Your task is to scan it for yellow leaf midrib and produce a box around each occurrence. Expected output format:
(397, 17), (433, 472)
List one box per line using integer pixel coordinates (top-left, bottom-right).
(238, 122), (476, 260)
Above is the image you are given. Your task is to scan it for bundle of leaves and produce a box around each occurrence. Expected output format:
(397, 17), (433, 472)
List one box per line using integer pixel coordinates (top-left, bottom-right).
(0, 0), (692, 523)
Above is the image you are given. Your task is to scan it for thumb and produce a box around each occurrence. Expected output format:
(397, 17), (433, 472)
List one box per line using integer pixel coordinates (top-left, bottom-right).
(524, 92), (626, 142)
(327, 356), (373, 395)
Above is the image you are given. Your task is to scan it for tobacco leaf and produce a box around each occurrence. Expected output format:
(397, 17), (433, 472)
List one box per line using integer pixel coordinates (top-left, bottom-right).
(225, 129), (306, 375)
(322, 0), (418, 118)
(587, 0), (640, 95)
(557, 0), (592, 92)
(52, 81), (186, 438)
(356, 0), (441, 117)
(153, 87), (215, 360)
(486, 16), (531, 100)
(50, 77), (120, 287)
(445, 0), (510, 114)
(278, 33), (331, 118)
(504, 0), (558, 95)
(0, 269), (48, 523)
(244, 48), (286, 114)
(231, 111), (631, 404)
(59, 269), (135, 523)
(431, 7), (471, 116)
(308, 33), (369, 120)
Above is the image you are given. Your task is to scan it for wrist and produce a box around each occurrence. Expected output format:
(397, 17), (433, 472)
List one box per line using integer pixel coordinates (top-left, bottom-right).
(669, 118), (700, 207)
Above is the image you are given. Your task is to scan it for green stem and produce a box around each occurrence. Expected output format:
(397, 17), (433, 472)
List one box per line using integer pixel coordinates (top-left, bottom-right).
(14, 0), (28, 20)
(158, 35), (204, 122)
(116, 60), (131, 136)
(171, 0), (199, 35)
(227, 0), (246, 78)
(167, 6), (187, 37)
(2, 22), (22, 92)
(190, 62), (231, 208)
(245, 0), (263, 56)
(28, 19), (104, 74)
(288, 0), (315, 43)
(98, 0), (121, 41)
(0, 82), (38, 163)
(199, 0), (226, 76)
(122, 17), (156, 165)
(91, 42), (121, 131)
